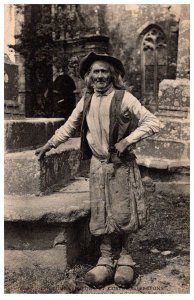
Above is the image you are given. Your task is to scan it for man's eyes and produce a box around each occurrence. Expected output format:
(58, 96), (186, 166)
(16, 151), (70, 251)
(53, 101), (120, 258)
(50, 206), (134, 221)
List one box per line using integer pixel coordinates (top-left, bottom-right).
(93, 70), (109, 74)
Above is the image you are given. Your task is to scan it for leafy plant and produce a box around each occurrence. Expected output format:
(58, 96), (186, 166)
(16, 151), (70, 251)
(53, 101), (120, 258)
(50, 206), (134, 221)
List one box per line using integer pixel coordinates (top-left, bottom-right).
(9, 4), (73, 116)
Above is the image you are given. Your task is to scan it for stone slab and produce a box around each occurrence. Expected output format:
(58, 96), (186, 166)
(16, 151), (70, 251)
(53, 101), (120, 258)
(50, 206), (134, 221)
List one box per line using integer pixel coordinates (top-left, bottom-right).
(4, 138), (82, 195)
(137, 156), (189, 196)
(5, 134), (189, 196)
(136, 155), (189, 170)
(4, 178), (90, 223)
(5, 118), (64, 152)
(135, 138), (188, 160)
(4, 179), (91, 272)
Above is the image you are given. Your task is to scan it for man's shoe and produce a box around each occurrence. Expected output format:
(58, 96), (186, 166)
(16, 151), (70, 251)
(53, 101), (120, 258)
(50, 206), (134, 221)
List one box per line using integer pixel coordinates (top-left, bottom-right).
(114, 265), (134, 288)
(114, 254), (135, 288)
(85, 265), (114, 288)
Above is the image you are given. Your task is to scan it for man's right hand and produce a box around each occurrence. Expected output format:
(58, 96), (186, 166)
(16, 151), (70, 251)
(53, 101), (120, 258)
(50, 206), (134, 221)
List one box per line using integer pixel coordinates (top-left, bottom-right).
(35, 143), (52, 160)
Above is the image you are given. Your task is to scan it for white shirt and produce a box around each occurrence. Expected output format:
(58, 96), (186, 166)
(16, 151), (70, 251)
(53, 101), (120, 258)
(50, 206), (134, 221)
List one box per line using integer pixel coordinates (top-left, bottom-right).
(48, 88), (161, 158)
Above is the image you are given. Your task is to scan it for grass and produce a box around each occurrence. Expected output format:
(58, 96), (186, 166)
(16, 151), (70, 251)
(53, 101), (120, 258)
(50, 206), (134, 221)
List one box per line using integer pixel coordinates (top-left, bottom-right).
(4, 264), (92, 294)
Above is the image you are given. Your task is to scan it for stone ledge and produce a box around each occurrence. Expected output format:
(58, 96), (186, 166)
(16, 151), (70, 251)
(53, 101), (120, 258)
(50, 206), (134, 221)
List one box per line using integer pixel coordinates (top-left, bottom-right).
(136, 155), (189, 171)
(135, 138), (189, 160)
(4, 178), (90, 223)
(4, 139), (83, 195)
(5, 138), (80, 159)
(5, 118), (64, 152)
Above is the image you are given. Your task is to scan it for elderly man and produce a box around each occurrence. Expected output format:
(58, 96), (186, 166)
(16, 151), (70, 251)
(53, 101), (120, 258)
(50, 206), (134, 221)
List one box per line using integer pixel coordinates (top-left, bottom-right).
(35, 52), (160, 288)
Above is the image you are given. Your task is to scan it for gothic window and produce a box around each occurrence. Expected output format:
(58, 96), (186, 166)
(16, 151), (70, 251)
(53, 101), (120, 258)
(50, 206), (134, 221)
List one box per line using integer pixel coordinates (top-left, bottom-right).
(141, 26), (167, 110)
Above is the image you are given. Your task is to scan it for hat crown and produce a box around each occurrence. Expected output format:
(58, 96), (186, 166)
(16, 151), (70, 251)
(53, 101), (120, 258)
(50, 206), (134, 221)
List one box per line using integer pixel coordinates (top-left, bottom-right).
(79, 51), (125, 79)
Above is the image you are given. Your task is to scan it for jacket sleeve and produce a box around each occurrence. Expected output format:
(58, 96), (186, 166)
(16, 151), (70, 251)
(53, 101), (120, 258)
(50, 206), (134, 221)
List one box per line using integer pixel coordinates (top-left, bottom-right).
(47, 97), (84, 148)
(122, 91), (161, 145)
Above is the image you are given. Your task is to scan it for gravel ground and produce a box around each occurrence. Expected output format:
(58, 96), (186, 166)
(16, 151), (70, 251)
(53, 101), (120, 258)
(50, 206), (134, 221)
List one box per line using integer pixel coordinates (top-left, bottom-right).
(4, 192), (190, 294)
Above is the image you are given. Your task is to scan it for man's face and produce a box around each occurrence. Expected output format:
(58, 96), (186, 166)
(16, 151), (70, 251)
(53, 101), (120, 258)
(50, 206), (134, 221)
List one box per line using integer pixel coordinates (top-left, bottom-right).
(90, 61), (112, 91)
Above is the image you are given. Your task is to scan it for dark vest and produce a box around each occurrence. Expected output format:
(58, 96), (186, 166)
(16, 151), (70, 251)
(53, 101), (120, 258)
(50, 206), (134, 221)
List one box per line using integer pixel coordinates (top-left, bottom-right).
(80, 89), (138, 161)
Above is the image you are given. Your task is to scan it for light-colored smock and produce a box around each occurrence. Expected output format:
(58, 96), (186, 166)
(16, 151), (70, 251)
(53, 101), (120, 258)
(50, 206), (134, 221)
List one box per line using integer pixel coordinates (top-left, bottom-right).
(48, 88), (160, 236)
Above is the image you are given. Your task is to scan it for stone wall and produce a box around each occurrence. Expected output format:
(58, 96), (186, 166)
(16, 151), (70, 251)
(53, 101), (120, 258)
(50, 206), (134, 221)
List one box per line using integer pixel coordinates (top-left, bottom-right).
(158, 79), (189, 112)
(104, 4), (180, 100)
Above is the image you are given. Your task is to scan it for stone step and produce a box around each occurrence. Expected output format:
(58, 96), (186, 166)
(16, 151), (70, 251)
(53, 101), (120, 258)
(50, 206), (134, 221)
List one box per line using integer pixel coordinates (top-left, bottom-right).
(5, 118), (64, 153)
(5, 136), (189, 196)
(4, 178), (91, 271)
(5, 178), (90, 222)
(136, 155), (189, 171)
(137, 155), (190, 196)
(4, 138), (90, 196)
(135, 138), (189, 161)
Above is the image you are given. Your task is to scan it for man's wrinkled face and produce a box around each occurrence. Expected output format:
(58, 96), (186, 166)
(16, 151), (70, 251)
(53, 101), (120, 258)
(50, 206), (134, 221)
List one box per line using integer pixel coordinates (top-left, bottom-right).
(90, 61), (112, 91)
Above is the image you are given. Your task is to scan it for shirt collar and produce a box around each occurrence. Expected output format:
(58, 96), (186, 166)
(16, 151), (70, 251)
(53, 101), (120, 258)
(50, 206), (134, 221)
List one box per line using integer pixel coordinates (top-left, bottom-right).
(94, 85), (114, 97)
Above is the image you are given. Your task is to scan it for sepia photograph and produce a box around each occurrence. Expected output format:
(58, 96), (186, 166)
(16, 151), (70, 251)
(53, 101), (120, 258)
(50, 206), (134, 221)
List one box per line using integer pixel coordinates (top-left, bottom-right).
(3, 2), (190, 294)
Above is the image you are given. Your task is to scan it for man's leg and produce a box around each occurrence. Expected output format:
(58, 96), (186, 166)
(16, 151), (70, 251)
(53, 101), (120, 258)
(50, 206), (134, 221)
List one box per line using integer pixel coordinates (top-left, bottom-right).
(85, 235), (115, 288)
(114, 234), (135, 288)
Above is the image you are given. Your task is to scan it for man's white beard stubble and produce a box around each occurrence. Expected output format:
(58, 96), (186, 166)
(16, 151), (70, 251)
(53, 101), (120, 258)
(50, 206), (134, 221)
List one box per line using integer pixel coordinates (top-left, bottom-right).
(93, 80), (113, 94)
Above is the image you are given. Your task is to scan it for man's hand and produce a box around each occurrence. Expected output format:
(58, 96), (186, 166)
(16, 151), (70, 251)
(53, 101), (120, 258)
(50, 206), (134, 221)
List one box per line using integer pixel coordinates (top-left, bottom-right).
(35, 143), (52, 160)
(115, 139), (129, 155)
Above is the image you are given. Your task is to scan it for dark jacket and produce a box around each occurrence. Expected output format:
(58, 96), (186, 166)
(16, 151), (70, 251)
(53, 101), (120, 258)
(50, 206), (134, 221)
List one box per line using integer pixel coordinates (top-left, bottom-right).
(46, 74), (76, 119)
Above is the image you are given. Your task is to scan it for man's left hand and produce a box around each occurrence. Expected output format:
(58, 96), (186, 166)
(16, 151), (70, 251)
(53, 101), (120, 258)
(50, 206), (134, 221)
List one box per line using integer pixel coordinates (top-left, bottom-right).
(115, 139), (129, 154)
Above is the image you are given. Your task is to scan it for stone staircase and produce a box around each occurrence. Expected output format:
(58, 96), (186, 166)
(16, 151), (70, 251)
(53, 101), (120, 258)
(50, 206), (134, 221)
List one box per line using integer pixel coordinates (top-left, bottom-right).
(4, 179), (90, 271)
(4, 104), (190, 272)
(4, 119), (91, 271)
(135, 79), (190, 196)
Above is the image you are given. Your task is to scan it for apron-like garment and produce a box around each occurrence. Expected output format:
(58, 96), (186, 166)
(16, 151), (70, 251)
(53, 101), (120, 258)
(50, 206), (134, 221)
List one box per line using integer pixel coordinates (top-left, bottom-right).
(89, 155), (149, 236)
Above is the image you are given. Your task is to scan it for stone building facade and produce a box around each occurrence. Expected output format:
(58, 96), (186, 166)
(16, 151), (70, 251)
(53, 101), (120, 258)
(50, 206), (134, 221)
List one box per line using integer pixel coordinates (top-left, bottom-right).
(5, 4), (189, 118)
(4, 4), (190, 194)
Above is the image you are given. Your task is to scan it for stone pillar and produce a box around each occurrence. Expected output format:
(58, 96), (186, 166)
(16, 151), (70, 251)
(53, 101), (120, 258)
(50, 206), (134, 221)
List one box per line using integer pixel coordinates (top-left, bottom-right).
(155, 4), (190, 194)
(176, 5), (190, 79)
(156, 4), (190, 164)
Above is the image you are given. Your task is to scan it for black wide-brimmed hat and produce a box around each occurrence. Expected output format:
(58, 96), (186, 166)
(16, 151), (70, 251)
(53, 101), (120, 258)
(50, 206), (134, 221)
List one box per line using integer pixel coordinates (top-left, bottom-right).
(79, 52), (125, 79)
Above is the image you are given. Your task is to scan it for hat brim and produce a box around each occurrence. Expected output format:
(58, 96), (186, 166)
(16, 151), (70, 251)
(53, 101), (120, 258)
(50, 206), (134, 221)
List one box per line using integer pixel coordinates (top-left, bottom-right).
(79, 52), (125, 79)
